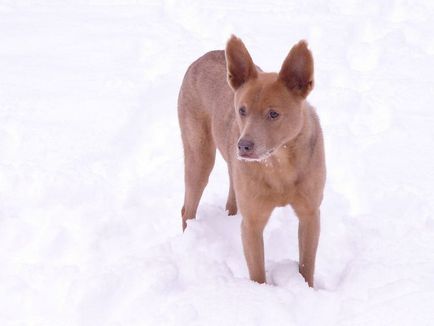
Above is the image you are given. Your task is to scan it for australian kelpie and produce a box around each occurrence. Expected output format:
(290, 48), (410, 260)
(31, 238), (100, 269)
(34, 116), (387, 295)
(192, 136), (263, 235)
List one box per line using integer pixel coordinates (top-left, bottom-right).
(178, 35), (325, 287)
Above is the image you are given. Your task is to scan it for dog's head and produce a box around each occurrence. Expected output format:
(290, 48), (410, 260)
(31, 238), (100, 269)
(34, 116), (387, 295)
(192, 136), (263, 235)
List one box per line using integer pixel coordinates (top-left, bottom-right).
(225, 35), (314, 161)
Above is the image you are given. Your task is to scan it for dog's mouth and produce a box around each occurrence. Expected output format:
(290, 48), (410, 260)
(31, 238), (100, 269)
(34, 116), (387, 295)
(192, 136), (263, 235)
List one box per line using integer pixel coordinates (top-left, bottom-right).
(237, 148), (275, 162)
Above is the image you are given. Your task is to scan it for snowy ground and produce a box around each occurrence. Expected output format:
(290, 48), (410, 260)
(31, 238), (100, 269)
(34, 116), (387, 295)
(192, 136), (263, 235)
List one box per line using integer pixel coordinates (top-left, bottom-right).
(1, 1), (434, 325)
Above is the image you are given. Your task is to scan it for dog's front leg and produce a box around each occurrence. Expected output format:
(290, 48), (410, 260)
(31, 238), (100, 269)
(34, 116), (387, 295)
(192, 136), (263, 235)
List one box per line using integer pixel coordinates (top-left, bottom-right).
(296, 209), (320, 287)
(240, 206), (272, 284)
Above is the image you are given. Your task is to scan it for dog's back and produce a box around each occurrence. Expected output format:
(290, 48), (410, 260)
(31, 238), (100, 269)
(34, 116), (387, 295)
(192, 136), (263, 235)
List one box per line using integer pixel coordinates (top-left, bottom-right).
(178, 50), (236, 163)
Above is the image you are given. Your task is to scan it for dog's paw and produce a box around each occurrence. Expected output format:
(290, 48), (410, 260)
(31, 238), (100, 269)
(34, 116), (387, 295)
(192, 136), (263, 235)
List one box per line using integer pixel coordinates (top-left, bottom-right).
(225, 202), (238, 216)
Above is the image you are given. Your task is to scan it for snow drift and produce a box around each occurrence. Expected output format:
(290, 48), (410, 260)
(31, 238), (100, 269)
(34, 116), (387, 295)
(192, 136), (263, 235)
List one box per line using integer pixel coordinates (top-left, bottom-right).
(1, 1), (434, 325)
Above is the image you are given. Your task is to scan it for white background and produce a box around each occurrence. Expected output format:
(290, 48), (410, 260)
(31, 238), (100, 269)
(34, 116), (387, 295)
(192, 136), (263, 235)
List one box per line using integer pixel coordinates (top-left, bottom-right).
(1, 1), (434, 325)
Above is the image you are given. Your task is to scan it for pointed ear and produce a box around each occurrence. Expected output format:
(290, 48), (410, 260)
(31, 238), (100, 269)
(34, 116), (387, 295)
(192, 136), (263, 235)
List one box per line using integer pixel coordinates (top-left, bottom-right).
(225, 35), (258, 90)
(278, 40), (314, 98)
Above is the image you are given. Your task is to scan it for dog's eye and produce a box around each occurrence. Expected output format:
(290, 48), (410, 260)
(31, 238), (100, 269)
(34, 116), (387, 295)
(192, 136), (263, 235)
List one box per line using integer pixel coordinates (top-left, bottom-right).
(239, 107), (247, 116)
(268, 110), (280, 120)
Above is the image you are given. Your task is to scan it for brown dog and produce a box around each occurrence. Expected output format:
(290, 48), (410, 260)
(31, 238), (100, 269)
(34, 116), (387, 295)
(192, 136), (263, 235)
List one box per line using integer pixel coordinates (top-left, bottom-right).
(178, 36), (325, 287)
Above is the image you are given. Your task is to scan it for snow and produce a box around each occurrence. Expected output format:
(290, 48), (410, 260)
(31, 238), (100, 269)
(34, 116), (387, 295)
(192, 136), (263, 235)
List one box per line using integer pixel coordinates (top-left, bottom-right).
(1, 0), (434, 325)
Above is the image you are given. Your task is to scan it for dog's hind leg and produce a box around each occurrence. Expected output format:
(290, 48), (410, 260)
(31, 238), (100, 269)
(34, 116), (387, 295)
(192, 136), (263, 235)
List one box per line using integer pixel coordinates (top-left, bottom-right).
(179, 112), (216, 231)
(225, 166), (237, 215)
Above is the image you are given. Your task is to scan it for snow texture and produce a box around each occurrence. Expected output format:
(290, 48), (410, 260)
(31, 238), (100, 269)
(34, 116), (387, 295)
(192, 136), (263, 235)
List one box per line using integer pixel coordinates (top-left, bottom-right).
(1, 1), (434, 325)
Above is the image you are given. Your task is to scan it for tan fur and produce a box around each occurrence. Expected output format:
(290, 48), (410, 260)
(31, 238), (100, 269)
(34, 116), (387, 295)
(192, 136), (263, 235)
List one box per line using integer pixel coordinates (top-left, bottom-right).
(178, 36), (326, 287)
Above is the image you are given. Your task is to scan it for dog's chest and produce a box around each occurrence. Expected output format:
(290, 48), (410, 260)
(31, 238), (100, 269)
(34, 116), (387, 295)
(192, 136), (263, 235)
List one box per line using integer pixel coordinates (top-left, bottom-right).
(241, 155), (298, 207)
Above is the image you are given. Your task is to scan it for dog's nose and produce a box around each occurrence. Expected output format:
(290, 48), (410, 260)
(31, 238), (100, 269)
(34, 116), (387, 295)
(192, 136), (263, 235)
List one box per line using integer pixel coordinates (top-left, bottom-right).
(238, 138), (254, 155)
